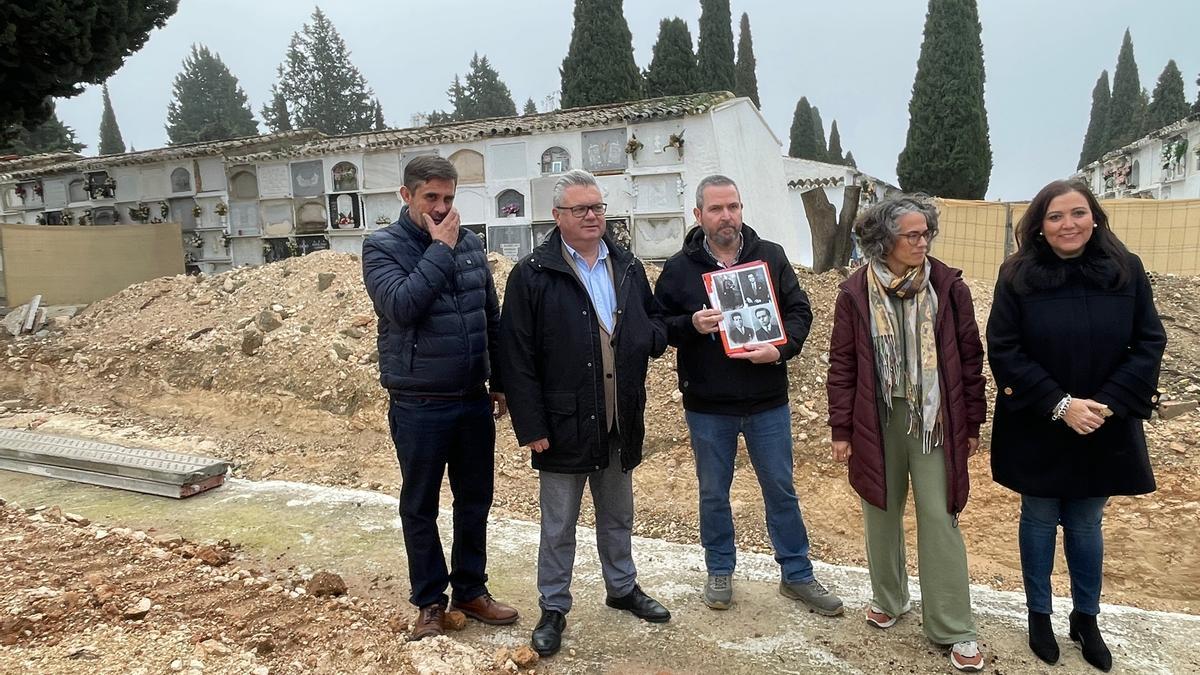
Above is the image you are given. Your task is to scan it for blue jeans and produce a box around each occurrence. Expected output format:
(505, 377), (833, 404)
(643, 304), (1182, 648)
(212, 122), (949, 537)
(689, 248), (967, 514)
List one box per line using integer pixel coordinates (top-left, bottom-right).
(389, 394), (495, 608)
(1019, 495), (1108, 615)
(685, 405), (814, 582)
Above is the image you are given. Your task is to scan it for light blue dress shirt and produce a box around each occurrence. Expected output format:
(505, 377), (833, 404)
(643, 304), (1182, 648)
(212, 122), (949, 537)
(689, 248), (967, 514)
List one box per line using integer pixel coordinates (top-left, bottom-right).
(563, 239), (617, 333)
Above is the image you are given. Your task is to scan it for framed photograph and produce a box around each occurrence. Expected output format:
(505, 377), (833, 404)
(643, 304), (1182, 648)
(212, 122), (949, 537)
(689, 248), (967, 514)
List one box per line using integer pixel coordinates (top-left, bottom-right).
(702, 260), (787, 355)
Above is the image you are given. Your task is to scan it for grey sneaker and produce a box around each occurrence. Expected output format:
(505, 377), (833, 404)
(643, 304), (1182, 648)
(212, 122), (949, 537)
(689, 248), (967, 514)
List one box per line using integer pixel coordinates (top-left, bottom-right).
(703, 574), (733, 610)
(779, 578), (844, 616)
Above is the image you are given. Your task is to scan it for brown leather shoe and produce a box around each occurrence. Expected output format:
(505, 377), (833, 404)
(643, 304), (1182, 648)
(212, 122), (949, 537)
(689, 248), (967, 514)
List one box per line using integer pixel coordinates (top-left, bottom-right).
(410, 603), (445, 641)
(451, 593), (519, 625)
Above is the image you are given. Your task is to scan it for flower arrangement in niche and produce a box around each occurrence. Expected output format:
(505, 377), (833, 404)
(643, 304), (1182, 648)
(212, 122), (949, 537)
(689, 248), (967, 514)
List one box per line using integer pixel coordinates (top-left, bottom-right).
(188, 233), (203, 249)
(501, 203), (520, 216)
(184, 251), (197, 264)
(375, 214), (392, 225)
(214, 201), (229, 216)
(192, 203), (203, 218)
(102, 176), (117, 198)
(286, 238), (299, 257)
(664, 130), (685, 159)
(129, 202), (151, 222)
(160, 202), (170, 219)
(35, 214), (46, 225)
(625, 134), (644, 160)
(62, 211), (74, 226)
(337, 211), (355, 226)
(14, 185), (26, 200)
(33, 182), (43, 198)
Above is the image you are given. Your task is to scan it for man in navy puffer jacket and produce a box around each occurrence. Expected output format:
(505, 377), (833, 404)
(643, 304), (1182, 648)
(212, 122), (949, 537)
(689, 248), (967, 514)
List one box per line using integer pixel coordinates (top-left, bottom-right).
(362, 155), (517, 640)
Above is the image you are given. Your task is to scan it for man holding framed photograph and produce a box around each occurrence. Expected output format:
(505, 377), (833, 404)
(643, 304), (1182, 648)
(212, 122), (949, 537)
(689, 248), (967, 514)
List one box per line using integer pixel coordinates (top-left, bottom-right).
(653, 174), (842, 616)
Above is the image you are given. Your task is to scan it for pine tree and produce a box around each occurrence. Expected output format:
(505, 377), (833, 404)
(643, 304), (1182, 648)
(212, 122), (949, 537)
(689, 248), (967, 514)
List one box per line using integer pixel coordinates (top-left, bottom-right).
(461, 54), (517, 119)
(827, 120), (844, 164)
(165, 44), (258, 145)
(896, 0), (992, 199)
(844, 151), (857, 168)
(788, 97), (816, 159)
(262, 87), (293, 133)
(1077, 71), (1110, 169)
(372, 99), (386, 130)
(523, 98), (538, 115)
(0, 1), (178, 137)
(696, 0), (735, 92)
(1146, 60), (1189, 132)
(733, 12), (760, 108)
(266, 7), (376, 134)
(0, 102), (85, 155)
(560, 0), (642, 108)
(644, 18), (697, 98)
(98, 85), (126, 155)
(811, 106), (828, 161)
(1105, 29), (1143, 150)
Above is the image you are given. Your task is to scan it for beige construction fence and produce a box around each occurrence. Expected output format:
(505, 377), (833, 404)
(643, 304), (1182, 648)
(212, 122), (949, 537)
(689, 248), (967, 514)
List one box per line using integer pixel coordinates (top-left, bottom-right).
(1, 223), (184, 306)
(933, 198), (1200, 283)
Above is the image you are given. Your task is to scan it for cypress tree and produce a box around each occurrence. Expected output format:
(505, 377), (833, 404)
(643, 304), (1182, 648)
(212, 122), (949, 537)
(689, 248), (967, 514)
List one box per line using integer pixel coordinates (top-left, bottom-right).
(1077, 71), (1110, 169)
(811, 106), (828, 161)
(1146, 60), (1189, 132)
(844, 151), (857, 168)
(645, 18), (698, 98)
(372, 99), (386, 130)
(827, 120), (844, 164)
(1194, 72), (1200, 113)
(1105, 29), (1143, 150)
(523, 98), (538, 115)
(733, 12), (760, 108)
(165, 44), (258, 145)
(0, 102), (85, 155)
(896, 0), (992, 199)
(262, 87), (292, 133)
(788, 97), (816, 159)
(560, 0), (642, 108)
(696, 0), (736, 92)
(0, 0), (177, 136)
(267, 8), (376, 134)
(98, 85), (126, 155)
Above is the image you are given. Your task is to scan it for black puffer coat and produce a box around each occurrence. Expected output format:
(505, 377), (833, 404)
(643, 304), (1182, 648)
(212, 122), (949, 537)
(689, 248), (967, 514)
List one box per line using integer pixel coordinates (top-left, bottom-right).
(362, 207), (501, 397)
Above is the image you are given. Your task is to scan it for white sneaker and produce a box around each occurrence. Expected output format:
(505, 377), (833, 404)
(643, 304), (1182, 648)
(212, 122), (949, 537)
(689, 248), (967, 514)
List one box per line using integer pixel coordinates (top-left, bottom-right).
(865, 600), (912, 629)
(950, 640), (984, 672)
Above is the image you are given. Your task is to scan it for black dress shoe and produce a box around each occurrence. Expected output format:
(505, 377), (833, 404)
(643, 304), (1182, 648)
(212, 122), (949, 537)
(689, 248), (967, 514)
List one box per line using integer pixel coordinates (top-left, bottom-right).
(605, 585), (671, 623)
(1028, 611), (1060, 664)
(1069, 610), (1112, 672)
(531, 609), (566, 657)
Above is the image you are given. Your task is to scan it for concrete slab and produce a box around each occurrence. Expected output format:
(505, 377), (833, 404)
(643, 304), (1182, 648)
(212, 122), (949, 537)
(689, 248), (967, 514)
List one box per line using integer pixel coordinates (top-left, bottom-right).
(0, 472), (1195, 674)
(0, 429), (229, 497)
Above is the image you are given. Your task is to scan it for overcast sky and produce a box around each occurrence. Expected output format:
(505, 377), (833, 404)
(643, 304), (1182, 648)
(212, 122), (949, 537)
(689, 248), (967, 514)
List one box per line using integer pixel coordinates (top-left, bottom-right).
(54, 0), (1198, 201)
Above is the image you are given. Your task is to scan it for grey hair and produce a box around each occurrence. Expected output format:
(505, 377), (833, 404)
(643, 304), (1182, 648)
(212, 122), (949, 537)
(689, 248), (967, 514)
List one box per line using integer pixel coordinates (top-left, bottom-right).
(695, 174), (739, 209)
(853, 195), (939, 261)
(552, 169), (599, 207)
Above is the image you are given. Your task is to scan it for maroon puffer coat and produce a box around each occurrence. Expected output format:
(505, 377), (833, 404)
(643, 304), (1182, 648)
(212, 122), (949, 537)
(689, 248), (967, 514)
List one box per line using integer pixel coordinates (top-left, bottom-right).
(826, 257), (986, 515)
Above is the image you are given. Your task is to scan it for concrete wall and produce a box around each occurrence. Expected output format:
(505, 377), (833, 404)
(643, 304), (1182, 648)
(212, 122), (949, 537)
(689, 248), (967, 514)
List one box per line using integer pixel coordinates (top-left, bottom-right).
(1, 223), (184, 306)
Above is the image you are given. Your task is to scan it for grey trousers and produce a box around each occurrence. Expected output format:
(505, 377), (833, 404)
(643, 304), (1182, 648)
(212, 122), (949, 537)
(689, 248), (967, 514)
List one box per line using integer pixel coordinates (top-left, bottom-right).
(537, 444), (637, 614)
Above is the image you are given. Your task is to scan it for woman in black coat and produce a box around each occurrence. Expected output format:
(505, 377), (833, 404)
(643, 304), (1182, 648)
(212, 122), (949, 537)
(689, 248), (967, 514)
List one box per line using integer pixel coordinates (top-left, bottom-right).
(986, 179), (1166, 672)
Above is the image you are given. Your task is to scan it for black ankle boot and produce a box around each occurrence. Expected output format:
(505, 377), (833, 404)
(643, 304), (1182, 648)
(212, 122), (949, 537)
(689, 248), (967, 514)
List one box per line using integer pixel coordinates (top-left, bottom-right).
(1028, 611), (1059, 664)
(1069, 610), (1112, 672)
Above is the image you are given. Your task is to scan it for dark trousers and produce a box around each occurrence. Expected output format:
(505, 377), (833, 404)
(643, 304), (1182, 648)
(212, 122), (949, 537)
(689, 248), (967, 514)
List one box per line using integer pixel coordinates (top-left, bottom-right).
(389, 394), (495, 608)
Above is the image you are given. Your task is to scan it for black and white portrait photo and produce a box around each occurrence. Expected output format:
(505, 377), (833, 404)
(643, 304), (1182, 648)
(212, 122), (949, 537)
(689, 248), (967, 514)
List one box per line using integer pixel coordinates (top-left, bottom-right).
(725, 310), (756, 345)
(715, 273), (744, 311)
(740, 269), (770, 306)
(752, 306), (782, 341)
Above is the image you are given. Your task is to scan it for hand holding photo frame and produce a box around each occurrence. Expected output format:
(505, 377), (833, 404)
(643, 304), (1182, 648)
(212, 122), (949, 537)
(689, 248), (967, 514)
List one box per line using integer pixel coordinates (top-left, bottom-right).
(702, 260), (787, 356)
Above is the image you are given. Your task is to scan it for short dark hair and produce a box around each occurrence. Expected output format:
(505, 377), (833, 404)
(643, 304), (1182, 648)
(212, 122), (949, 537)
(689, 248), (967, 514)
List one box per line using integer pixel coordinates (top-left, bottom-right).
(403, 155), (457, 193)
(754, 307), (769, 318)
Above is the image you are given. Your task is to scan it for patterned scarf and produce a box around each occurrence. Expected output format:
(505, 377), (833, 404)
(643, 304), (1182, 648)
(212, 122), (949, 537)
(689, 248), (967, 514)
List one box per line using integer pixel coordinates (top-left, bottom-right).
(867, 259), (942, 453)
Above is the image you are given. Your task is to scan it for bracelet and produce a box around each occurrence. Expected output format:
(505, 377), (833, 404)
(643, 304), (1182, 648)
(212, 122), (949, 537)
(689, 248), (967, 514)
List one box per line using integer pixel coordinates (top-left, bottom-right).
(1050, 395), (1072, 421)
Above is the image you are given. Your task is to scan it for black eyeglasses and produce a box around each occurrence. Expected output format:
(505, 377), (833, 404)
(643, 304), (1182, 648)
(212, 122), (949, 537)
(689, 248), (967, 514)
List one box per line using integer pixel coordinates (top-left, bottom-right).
(898, 230), (936, 245)
(561, 203), (608, 218)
